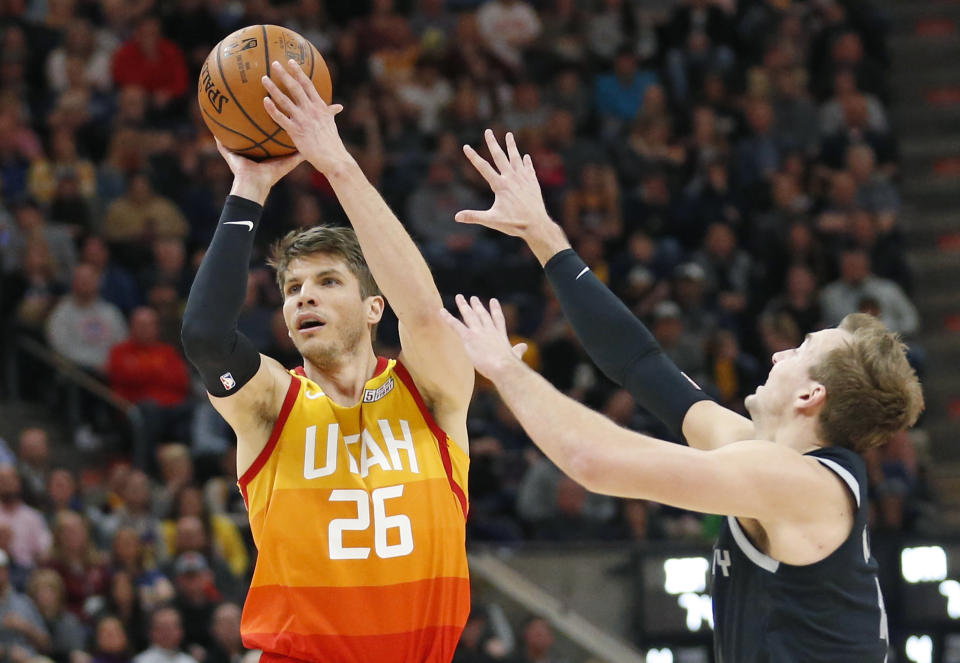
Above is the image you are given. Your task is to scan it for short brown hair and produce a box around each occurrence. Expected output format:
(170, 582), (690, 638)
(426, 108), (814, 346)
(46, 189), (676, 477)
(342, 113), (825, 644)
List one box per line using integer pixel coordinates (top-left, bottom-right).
(809, 313), (924, 453)
(267, 226), (380, 299)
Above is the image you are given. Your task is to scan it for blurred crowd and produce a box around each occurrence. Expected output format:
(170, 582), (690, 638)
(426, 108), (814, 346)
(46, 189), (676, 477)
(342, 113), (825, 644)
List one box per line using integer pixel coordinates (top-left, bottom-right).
(0, 0), (935, 661)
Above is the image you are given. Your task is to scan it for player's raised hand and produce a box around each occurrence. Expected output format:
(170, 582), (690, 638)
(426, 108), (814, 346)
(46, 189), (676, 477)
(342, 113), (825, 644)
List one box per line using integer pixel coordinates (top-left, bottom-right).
(261, 59), (351, 176)
(440, 295), (527, 380)
(459, 130), (570, 264)
(216, 138), (304, 204)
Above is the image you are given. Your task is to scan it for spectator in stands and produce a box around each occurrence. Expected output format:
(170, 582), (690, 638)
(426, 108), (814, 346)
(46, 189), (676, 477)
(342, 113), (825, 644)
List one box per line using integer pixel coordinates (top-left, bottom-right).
(0, 464), (51, 569)
(593, 48), (659, 138)
(734, 98), (781, 194)
(204, 603), (247, 663)
(650, 300), (707, 384)
(161, 486), (247, 580)
(26, 568), (88, 661)
(45, 469), (83, 522)
(80, 235), (142, 316)
(847, 143), (899, 216)
(819, 69), (887, 137)
(171, 552), (219, 655)
(763, 264), (822, 337)
(90, 614), (134, 663)
(663, 0), (736, 104)
(507, 617), (559, 663)
(96, 470), (164, 562)
(95, 570), (149, 653)
(103, 172), (189, 249)
(1, 199), (76, 285)
(848, 210), (911, 292)
(476, 0), (541, 73)
(111, 14), (189, 115)
(705, 328), (762, 413)
(561, 163), (621, 243)
(45, 18), (116, 95)
(16, 427), (49, 509)
(167, 517), (240, 604)
(110, 527), (174, 614)
(46, 262), (128, 373)
(819, 93), (898, 172)
(0, 242), (67, 339)
(771, 66), (819, 157)
(0, 549), (51, 660)
(820, 248), (919, 335)
(44, 511), (109, 618)
(133, 606), (196, 663)
(27, 128), (97, 216)
(106, 306), (191, 451)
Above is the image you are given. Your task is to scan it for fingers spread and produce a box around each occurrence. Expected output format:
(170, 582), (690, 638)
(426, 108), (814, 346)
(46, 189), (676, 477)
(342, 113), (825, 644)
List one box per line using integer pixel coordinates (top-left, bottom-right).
(463, 144), (499, 185)
(454, 294), (480, 328)
(489, 297), (507, 334)
(505, 132), (523, 168)
(484, 128), (511, 174)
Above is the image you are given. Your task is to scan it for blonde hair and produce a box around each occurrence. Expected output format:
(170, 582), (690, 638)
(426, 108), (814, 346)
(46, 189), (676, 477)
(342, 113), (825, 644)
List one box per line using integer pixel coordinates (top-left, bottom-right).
(809, 314), (924, 452)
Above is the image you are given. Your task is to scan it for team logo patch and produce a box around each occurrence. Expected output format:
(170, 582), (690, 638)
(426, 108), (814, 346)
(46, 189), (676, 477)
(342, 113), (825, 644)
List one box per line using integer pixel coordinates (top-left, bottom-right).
(363, 377), (394, 403)
(220, 372), (237, 391)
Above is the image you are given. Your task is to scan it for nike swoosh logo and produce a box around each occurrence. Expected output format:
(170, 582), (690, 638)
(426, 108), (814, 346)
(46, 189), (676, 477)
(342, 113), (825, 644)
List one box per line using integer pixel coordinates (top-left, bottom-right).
(575, 266), (590, 280)
(224, 220), (254, 231)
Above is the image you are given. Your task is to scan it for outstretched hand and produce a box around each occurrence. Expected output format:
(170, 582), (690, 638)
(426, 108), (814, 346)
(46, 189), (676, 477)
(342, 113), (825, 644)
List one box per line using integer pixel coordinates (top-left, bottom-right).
(440, 294), (527, 381)
(261, 59), (352, 176)
(458, 130), (567, 262)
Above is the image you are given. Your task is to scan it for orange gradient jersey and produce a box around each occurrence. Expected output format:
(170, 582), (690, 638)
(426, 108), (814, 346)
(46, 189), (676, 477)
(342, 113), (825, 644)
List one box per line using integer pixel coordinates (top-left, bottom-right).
(238, 357), (470, 663)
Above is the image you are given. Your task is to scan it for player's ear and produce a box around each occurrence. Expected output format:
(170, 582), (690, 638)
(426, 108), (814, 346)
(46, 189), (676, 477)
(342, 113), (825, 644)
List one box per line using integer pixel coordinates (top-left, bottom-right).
(365, 295), (385, 325)
(795, 381), (827, 414)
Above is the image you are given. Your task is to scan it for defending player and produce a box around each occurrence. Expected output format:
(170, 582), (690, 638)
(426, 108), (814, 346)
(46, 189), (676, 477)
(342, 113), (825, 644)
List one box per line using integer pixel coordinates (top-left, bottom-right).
(181, 60), (475, 663)
(441, 131), (923, 661)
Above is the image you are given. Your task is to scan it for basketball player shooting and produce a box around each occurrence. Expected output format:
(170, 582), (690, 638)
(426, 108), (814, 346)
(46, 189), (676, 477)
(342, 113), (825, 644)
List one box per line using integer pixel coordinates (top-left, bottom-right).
(439, 131), (924, 662)
(181, 59), (475, 663)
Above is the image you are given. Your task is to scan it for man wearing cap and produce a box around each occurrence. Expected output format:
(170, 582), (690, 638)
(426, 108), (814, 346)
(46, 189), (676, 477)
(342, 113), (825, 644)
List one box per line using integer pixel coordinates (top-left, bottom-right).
(172, 552), (219, 657)
(0, 548), (51, 660)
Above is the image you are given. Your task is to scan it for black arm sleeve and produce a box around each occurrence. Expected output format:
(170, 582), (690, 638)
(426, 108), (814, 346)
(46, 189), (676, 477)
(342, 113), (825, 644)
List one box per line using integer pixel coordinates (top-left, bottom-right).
(543, 249), (712, 439)
(181, 195), (264, 397)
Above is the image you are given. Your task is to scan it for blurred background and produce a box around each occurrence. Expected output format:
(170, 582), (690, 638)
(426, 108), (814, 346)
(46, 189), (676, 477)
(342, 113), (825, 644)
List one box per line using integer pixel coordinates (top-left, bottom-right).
(0, 0), (957, 661)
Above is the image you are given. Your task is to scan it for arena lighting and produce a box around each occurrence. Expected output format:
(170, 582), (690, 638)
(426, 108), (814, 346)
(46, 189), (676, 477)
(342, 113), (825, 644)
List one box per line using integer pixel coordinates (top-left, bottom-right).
(677, 593), (715, 631)
(902, 546), (948, 583)
(645, 648), (674, 663)
(939, 580), (960, 618)
(905, 635), (934, 663)
(663, 557), (710, 594)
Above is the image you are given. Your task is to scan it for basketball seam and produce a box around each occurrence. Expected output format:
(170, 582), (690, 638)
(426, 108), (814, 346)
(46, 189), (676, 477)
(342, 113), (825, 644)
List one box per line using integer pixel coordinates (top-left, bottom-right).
(200, 106), (270, 158)
(215, 28), (296, 150)
(236, 125), (289, 154)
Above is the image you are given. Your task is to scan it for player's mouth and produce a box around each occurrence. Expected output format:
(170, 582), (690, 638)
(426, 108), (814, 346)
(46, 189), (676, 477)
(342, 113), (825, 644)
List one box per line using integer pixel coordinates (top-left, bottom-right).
(296, 314), (327, 332)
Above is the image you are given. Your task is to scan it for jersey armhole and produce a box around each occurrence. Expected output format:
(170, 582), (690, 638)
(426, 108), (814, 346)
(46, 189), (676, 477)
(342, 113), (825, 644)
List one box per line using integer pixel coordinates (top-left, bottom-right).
(393, 360), (468, 518)
(237, 374), (301, 508)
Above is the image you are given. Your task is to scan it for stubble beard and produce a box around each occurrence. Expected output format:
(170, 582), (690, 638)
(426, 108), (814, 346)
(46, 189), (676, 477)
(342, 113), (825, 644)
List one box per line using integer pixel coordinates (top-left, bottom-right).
(299, 320), (367, 373)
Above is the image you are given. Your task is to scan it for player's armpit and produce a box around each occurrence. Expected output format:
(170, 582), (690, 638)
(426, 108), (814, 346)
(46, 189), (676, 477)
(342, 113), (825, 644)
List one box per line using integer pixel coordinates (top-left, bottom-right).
(207, 354), (294, 478)
(681, 400), (756, 450)
(397, 318), (474, 455)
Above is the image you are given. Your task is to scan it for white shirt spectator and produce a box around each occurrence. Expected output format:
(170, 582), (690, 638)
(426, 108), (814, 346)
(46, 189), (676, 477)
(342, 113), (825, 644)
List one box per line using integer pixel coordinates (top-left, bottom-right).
(476, 0), (541, 69)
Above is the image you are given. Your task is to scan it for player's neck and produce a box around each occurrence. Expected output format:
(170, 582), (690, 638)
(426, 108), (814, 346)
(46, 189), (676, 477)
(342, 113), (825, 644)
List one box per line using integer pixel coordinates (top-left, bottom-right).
(769, 415), (824, 454)
(303, 346), (381, 406)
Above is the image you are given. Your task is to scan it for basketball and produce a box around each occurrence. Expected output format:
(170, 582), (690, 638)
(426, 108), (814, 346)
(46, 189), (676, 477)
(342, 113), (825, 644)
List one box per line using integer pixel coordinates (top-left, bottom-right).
(198, 25), (332, 159)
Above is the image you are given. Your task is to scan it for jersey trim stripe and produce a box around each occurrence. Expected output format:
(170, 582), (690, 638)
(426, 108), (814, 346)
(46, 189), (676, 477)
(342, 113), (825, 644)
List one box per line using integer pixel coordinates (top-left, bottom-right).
(292, 356), (391, 381)
(727, 515), (780, 573)
(238, 375), (301, 507)
(814, 457), (861, 506)
(393, 361), (468, 518)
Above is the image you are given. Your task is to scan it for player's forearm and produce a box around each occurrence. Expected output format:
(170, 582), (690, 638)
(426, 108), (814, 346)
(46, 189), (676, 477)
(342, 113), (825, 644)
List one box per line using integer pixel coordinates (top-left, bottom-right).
(181, 196), (263, 396)
(543, 249), (711, 440)
(487, 357), (662, 493)
(326, 158), (443, 321)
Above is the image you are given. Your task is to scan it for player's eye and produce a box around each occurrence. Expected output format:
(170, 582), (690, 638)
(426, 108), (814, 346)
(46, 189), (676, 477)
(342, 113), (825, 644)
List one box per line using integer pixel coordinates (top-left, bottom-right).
(322, 278), (339, 286)
(287, 284), (300, 295)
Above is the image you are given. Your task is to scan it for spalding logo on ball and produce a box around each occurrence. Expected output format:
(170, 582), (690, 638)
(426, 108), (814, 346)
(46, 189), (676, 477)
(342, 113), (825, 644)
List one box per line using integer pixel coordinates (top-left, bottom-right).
(198, 25), (332, 159)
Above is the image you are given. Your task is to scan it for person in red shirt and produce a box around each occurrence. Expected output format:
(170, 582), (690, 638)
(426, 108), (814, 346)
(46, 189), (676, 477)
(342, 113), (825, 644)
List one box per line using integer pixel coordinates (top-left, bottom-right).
(111, 14), (189, 113)
(107, 306), (191, 465)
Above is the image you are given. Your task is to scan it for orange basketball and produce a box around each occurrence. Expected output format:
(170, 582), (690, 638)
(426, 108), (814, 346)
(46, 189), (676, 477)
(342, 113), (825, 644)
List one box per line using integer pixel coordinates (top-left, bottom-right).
(198, 25), (332, 159)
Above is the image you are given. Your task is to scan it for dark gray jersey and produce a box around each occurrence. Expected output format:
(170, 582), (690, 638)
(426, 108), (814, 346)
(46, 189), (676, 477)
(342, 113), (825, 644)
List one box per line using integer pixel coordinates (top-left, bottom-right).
(711, 446), (888, 662)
